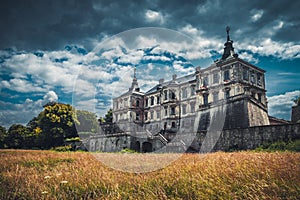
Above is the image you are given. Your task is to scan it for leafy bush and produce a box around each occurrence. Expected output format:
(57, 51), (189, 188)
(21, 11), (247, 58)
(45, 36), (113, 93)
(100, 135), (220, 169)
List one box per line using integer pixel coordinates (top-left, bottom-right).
(255, 140), (300, 152)
(51, 145), (73, 152)
(286, 140), (300, 152)
(65, 137), (81, 142)
(120, 148), (137, 153)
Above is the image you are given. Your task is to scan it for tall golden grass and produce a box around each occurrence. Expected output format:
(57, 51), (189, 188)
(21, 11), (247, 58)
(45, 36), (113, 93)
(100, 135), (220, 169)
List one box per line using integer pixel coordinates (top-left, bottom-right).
(0, 150), (299, 199)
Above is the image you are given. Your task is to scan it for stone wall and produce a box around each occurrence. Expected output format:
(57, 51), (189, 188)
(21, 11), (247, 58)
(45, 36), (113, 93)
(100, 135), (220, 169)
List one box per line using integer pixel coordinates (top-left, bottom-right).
(212, 123), (300, 151)
(247, 99), (269, 126)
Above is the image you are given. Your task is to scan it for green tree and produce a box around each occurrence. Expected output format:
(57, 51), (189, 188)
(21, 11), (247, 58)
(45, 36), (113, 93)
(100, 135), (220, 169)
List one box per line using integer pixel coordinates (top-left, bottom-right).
(5, 124), (30, 149)
(0, 126), (7, 148)
(75, 110), (99, 133)
(105, 108), (113, 123)
(35, 102), (78, 149)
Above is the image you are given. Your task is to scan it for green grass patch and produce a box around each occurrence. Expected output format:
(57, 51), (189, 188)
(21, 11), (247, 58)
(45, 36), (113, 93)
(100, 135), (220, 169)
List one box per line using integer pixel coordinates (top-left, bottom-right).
(255, 139), (300, 152)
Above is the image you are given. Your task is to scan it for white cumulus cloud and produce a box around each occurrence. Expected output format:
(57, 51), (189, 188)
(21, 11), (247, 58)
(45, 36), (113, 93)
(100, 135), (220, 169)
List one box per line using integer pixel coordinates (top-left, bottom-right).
(145, 10), (165, 24)
(268, 90), (300, 120)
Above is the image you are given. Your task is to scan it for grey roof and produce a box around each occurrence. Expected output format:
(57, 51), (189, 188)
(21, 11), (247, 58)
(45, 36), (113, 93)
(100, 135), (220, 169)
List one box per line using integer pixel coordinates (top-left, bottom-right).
(145, 73), (196, 94)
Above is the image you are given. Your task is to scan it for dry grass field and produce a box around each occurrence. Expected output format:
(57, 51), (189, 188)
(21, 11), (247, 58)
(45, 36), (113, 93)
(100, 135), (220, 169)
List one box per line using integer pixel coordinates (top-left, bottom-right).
(0, 150), (299, 199)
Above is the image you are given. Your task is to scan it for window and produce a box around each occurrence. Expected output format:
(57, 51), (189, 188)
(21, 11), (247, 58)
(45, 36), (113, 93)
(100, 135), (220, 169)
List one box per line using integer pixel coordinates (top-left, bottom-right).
(171, 122), (176, 128)
(145, 98), (148, 107)
(150, 96), (154, 106)
(164, 90), (168, 100)
(150, 111), (154, 119)
(182, 104), (187, 115)
(171, 107), (176, 115)
(203, 94), (209, 105)
(190, 85), (196, 96)
(164, 122), (167, 130)
(224, 70), (230, 81)
(170, 90), (176, 100)
(203, 77), (208, 87)
(156, 111), (160, 119)
(136, 112), (140, 120)
(213, 92), (219, 102)
(243, 67), (249, 80)
(258, 93), (262, 102)
(156, 96), (160, 104)
(182, 88), (187, 98)
(144, 112), (148, 120)
(250, 73), (256, 84)
(124, 98), (128, 107)
(190, 102), (195, 113)
(257, 73), (262, 86)
(213, 73), (219, 84)
(225, 90), (230, 99)
(136, 99), (140, 107)
(164, 106), (168, 116)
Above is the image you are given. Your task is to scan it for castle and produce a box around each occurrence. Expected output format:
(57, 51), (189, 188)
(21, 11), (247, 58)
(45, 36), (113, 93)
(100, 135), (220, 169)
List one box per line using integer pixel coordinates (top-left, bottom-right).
(88, 28), (299, 153)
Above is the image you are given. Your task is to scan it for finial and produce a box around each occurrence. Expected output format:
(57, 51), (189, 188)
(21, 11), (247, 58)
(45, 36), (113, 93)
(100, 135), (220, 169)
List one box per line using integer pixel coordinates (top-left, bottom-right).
(134, 66), (136, 79)
(226, 26), (230, 41)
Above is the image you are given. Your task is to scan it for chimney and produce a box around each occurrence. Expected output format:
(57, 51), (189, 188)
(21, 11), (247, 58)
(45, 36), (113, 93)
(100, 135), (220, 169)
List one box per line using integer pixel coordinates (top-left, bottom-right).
(172, 74), (177, 80)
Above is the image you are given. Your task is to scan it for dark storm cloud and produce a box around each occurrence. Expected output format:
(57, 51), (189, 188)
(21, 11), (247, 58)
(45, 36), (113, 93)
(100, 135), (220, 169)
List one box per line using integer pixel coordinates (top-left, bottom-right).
(0, 0), (299, 51)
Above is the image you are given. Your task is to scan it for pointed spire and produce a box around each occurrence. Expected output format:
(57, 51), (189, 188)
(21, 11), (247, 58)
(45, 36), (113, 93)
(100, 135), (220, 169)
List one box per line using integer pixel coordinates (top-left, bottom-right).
(221, 26), (238, 60)
(129, 66), (140, 92)
(226, 26), (230, 42)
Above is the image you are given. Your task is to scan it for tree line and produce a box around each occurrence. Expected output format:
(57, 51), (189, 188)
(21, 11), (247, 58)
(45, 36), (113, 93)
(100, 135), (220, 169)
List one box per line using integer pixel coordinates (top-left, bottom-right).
(0, 102), (112, 149)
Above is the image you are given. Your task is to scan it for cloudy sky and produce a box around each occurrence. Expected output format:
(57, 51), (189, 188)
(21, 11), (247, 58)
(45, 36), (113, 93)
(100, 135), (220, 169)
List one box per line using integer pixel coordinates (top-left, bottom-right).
(0, 0), (299, 127)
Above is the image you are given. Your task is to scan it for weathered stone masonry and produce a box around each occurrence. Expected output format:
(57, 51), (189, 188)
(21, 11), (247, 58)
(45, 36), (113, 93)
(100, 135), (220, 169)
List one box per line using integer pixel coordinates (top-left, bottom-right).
(211, 123), (300, 151)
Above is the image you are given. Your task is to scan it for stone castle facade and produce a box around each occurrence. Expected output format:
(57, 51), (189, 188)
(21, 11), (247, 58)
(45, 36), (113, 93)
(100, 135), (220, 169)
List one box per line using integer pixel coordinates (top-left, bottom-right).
(88, 28), (298, 153)
(113, 51), (269, 132)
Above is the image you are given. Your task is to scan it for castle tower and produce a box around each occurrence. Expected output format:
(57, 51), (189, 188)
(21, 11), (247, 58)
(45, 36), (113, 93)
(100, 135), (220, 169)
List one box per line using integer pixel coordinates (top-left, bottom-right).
(216, 27), (269, 128)
(112, 66), (144, 132)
